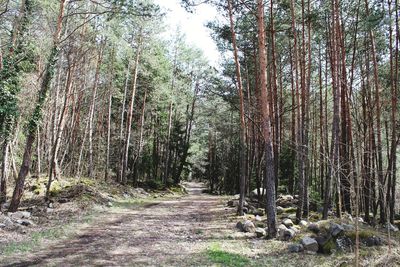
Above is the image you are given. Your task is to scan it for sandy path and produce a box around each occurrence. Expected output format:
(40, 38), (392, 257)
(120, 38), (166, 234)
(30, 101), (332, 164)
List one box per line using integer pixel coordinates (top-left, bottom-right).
(1, 182), (237, 267)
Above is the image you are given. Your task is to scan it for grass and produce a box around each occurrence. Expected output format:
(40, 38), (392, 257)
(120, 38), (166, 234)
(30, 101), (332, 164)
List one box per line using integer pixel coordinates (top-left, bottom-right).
(0, 209), (99, 256)
(206, 243), (250, 267)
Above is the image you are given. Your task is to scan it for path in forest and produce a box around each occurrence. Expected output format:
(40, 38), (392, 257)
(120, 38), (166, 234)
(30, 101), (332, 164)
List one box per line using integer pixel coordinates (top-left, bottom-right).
(1, 182), (242, 267)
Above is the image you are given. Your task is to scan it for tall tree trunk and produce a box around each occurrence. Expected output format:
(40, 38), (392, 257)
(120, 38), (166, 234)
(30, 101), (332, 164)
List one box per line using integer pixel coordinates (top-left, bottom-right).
(256, 0), (276, 238)
(120, 33), (142, 184)
(8, 0), (67, 212)
(88, 47), (103, 178)
(227, 0), (247, 216)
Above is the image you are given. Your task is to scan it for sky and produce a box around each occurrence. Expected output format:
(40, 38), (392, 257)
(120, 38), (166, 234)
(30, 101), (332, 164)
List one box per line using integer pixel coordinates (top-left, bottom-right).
(154, 0), (220, 67)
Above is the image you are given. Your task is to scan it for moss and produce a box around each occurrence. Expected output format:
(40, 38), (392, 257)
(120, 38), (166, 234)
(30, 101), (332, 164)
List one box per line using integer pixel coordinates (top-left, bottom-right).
(321, 237), (336, 254)
(283, 207), (297, 213)
(345, 229), (375, 241)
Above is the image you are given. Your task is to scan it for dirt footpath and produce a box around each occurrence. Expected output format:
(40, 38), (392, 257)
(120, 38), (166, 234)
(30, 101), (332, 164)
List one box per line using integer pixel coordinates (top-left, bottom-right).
(1, 182), (239, 267)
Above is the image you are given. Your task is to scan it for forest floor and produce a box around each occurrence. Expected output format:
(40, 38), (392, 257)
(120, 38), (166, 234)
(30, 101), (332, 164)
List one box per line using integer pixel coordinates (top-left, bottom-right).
(0, 182), (399, 267)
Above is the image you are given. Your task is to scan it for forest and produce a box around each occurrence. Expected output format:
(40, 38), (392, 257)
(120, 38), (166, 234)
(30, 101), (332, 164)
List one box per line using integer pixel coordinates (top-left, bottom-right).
(0, 0), (399, 266)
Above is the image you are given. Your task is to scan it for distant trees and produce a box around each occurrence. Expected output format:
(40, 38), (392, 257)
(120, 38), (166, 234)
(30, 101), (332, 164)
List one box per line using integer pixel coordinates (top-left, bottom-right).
(0, 0), (214, 212)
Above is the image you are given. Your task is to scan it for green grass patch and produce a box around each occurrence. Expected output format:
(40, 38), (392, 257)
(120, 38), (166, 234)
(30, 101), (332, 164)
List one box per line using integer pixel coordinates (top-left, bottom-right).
(206, 243), (250, 267)
(1, 227), (66, 255)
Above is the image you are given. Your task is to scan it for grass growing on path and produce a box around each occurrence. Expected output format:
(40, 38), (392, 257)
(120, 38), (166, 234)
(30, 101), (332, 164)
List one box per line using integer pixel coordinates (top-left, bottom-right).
(206, 243), (250, 267)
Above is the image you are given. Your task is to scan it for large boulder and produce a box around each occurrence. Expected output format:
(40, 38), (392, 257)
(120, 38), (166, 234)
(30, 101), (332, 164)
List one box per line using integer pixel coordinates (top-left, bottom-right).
(301, 237), (319, 252)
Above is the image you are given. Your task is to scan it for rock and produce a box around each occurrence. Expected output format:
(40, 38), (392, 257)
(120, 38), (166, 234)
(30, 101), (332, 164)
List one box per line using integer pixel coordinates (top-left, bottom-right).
(288, 243), (303, 253)
(276, 206), (284, 214)
(46, 208), (55, 213)
(255, 227), (266, 238)
(233, 194), (240, 199)
(357, 217), (364, 223)
(307, 223), (320, 233)
(291, 225), (301, 234)
(283, 218), (294, 228)
(9, 211), (31, 220)
(384, 223), (399, 232)
(48, 202), (54, 208)
(278, 224), (288, 239)
(336, 236), (353, 252)
(227, 200), (236, 207)
(329, 223), (344, 237)
(282, 228), (296, 241)
(301, 237), (319, 252)
(342, 224), (355, 232)
(16, 219), (35, 227)
(299, 220), (308, 227)
(252, 208), (265, 216)
(106, 201), (113, 207)
(288, 214), (297, 221)
(255, 215), (262, 222)
(0, 223), (5, 228)
(2, 216), (13, 228)
(276, 195), (296, 207)
(242, 207), (249, 214)
(236, 221), (244, 231)
(243, 220), (256, 233)
(364, 236), (383, 247)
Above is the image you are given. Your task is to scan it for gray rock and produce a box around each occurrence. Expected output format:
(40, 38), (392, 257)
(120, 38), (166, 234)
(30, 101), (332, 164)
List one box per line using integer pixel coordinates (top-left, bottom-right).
(282, 228), (296, 241)
(278, 224), (288, 239)
(288, 214), (297, 221)
(227, 200), (236, 207)
(364, 236), (383, 247)
(384, 223), (399, 232)
(299, 220), (308, 227)
(301, 237), (319, 252)
(290, 225), (301, 234)
(243, 220), (256, 233)
(236, 221), (244, 231)
(336, 236), (353, 252)
(252, 208), (265, 216)
(283, 218), (294, 227)
(0, 223), (5, 228)
(46, 208), (55, 213)
(307, 223), (320, 233)
(255, 227), (266, 238)
(342, 224), (355, 232)
(106, 201), (113, 207)
(329, 223), (344, 237)
(1, 216), (13, 227)
(9, 211), (31, 220)
(16, 219), (35, 227)
(288, 243), (303, 253)
(255, 215), (262, 222)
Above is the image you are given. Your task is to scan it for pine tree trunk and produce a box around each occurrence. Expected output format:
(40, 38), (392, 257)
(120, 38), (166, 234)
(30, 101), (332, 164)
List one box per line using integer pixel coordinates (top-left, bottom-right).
(8, 0), (67, 212)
